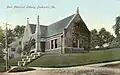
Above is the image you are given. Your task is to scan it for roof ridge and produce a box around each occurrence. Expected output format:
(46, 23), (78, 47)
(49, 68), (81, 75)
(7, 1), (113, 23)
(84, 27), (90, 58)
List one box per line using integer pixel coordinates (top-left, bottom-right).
(48, 14), (75, 26)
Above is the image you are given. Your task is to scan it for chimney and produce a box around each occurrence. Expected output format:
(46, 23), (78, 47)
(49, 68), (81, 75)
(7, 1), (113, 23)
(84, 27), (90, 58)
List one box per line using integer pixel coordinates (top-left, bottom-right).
(77, 7), (79, 14)
(27, 18), (29, 25)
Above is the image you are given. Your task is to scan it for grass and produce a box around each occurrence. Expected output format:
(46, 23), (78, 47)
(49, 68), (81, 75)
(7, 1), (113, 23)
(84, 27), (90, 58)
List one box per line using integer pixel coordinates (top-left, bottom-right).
(8, 57), (22, 66)
(27, 48), (120, 68)
(0, 57), (22, 72)
(1, 48), (120, 72)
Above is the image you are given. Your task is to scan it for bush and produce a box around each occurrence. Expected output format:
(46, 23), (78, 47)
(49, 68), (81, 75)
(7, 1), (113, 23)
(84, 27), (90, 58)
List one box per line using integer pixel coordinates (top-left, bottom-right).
(110, 37), (120, 48)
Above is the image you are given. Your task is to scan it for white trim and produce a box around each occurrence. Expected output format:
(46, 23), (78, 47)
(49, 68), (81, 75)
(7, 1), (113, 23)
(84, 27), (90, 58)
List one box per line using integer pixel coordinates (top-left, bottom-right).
(77, 40), (79, 48)
(65, 14), (77, 29)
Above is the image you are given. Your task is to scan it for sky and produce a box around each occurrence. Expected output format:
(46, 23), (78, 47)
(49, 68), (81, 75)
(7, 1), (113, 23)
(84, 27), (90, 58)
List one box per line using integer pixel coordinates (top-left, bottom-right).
(0, 0), (120, 36)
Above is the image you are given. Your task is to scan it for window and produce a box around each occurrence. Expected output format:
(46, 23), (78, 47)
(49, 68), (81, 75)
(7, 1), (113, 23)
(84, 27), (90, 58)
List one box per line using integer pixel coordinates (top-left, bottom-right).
(17, 48), (22, 53)
(51, 40), (53, 49)
(19, 41), (21, 45)
(55, 39), (57, 48)
(11, 48), (15, 51)
(73, 40), (78, 48)
(10, 54), (14, 59)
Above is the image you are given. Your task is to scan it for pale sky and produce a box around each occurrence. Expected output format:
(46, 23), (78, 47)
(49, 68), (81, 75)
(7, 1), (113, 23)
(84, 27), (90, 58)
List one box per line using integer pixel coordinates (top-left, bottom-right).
(0, 0), (120, 36)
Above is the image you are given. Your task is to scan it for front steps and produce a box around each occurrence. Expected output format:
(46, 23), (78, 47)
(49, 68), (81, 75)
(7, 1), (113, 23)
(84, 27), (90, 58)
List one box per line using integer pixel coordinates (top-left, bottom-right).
(18, 52), (42, 67)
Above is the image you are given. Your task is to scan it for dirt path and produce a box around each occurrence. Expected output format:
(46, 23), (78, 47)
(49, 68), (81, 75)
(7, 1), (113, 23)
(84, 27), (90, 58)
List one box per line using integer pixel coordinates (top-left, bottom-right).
(0, 73), (4, 75)
(3, 66), (120, 75)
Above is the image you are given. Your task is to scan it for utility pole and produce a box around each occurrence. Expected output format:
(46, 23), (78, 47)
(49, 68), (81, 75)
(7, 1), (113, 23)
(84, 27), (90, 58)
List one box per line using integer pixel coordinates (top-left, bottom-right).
(5, 22), (8, 71)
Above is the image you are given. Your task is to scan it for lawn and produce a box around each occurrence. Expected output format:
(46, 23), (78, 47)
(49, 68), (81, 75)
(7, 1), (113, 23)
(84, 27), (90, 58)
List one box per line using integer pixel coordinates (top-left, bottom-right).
(8, 57), (22, 66)
(0, 57), (22, 72)
(27, 48), (120, 68)
(1, 48), (120, 72)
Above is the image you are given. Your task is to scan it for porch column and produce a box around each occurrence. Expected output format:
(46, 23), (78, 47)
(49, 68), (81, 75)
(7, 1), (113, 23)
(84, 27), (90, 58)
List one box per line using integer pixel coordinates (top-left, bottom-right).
(50, 40), (51, 50)
(62, 28), (66, 54)
(53, 40), (55, 49)
(60, 35), (63, 54)
(77, 40), (79, 48)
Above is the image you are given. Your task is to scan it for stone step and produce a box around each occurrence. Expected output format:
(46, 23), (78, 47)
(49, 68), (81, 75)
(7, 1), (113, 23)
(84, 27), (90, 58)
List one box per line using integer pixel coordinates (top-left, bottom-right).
(18, 61), (24, 67)
(17, 52), (42, 67)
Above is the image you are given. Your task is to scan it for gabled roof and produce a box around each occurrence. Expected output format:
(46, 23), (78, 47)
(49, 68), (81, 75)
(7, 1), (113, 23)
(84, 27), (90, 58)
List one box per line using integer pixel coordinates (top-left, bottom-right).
(9, 37), (22, 46)
(47, 14), (75, 36)
(29, 14), (75, 37)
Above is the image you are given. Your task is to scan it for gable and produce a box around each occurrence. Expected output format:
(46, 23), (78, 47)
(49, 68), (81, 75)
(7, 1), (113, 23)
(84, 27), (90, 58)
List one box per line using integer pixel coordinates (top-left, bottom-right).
(65, 13), (90, 38)
(22, 24), (32, 44)
(47, 14), (75, 36)
(9, 37), (22, 47)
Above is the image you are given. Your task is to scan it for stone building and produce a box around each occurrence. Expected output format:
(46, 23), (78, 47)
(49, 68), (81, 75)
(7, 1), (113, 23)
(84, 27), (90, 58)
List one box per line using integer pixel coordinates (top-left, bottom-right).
(7, 8), (91, 59)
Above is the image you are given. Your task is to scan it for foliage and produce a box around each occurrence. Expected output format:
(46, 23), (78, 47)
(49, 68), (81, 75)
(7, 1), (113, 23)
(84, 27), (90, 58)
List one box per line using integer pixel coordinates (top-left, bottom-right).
(110, 16), (120, 48)
(91, 29), (99, 48)
(7, 29), (16, 44)
(113, 16), (120, 37)
(1, 29), (16, 49)
(91, 28), (115, 48)
(110, 37), (120, 48)
(14, 25), (25, 38)
(0, 27), (5, 63)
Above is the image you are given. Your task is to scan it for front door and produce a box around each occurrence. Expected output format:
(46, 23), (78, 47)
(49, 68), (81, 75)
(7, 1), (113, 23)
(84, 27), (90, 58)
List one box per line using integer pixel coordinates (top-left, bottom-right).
(41, 42), (45, 52)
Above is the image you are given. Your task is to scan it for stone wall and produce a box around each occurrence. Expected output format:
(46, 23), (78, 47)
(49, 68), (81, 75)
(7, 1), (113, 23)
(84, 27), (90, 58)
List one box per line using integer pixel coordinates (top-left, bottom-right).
(65, 13), (90, 50)
(45, 33), (62, 54)
(64, 47), (85, 53)
(45, 48), (61, 55)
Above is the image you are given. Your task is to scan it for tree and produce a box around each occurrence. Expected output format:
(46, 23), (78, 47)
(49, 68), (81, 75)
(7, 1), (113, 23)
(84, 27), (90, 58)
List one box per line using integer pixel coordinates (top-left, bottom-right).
(110, 16), (120, 48)
(107, 35), (115, 45)
(7, 29), (16, 44)
(0, 27), (4, 49)
(14, 25), (25, 38)
(91, 29), (99, 48)
(113, 16), (120, 37)
(0, 27), (5, 63)
(98, 28), (107, 48)
(91, 28), (115, 49)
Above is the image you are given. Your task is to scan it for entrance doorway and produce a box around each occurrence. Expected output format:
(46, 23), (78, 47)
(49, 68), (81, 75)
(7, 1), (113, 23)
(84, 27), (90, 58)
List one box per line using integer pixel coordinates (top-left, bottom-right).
(41, 42), (45, 52)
